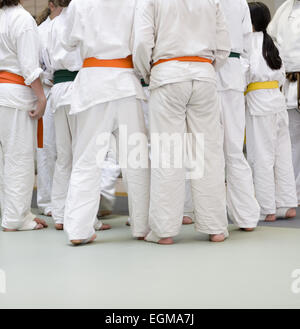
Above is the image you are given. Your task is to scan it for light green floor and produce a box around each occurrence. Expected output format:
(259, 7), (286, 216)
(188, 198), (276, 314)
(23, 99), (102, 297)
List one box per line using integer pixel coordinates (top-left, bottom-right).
(0, 215), (300, 309)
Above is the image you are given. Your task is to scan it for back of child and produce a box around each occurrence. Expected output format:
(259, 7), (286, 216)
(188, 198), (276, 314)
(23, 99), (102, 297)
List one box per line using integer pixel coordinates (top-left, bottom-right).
(244, 2), (298, 222)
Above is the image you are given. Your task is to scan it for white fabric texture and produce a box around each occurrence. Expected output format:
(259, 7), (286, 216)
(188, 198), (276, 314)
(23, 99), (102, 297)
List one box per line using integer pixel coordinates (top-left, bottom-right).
(246, 110), (297, 216)
(217, 0), (252, 92)
(36, 100), (56, 215)
(36, 15), (58, 216)
(99, 147), (121, 213)
(183, 180), (195, 221)
(0, 106), (37, 230)
(214, 1), (260, 228)
(220, 90), (260, 228)
(287, 108), (300, 204)
(64, 97), (150, 241)
(60, 0), (145, 114)
(268, 0), (300, 73)
(0, 5), (43, 111)
(133, 0), (231, 88)
(148, 81), (228, 239)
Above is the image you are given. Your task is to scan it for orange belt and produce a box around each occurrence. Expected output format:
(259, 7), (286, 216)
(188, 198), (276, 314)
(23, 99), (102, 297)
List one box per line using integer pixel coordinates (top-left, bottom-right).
(0, 71), (43, 148)
(153, 56), (213, 67)
(83, 55), (134, 69)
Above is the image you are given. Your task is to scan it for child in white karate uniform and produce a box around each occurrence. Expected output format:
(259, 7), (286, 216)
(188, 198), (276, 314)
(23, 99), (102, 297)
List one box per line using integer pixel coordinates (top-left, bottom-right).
(244, 2), (297, 222)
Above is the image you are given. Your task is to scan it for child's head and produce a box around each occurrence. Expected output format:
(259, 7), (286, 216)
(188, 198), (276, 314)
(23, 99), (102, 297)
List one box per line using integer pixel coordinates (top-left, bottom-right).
(248, 1), (282, 71)
(0, 0), (20, 8)
(36, 0), (70, 25)
(248, 2), (271, 33)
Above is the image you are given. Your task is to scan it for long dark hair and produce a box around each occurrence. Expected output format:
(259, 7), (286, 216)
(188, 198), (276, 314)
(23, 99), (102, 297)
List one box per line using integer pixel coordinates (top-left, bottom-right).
(0, 0), (20, 8)
(248, 2), (282, 70)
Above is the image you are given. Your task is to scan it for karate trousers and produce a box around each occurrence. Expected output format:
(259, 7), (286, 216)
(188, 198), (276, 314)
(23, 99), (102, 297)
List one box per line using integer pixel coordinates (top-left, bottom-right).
(147, 80), (228, 242)
(220, 90), (260, 228)
(184, 180), (195, 221)
(99, 146), (121, 213)
(0, 106), (37, 230)
(64, 96), (150, 241)
(288, 108), (300, 204)
(36, 95), (56, 215)
(51, 106), (121, 225)
(246, 110), (297, 217)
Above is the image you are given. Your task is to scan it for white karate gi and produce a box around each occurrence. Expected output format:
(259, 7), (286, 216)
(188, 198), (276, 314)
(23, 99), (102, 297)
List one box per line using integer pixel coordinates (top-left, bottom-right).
(37, 16), (57, 216)
(216, 0), (260, 228)
(133, 0), (230, 242)
(0, 5), (43, 230)
(45, 7), (82, 225)
(269, 0), (300, 204)
(61, 0), (150, 241)
(243, 32), (297, 219)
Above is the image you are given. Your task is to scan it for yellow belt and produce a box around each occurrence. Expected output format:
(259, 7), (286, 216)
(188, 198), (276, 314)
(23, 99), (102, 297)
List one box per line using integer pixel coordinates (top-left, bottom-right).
(245, 81), (279, 95)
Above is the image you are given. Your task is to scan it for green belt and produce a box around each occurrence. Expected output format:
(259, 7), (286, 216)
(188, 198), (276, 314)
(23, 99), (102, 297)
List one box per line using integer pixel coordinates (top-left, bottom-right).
(53, 70), (79, 85)
(141, 79), (149, 87)
(229, 52), (240, 59)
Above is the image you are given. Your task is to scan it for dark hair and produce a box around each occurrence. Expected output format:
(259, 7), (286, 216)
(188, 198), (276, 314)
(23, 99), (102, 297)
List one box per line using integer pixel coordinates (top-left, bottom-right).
(248, 2), (282, 70)
(0, 0), (20, 8)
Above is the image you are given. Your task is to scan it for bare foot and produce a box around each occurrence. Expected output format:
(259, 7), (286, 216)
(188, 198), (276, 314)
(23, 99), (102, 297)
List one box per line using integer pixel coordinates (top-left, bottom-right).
(55, 224), (64, 230)
(210, 234), (226, 242)
(286, 208), (296, 219)
(265, 214), (276, 222)
(241, 228), (255, 232)
(71, 233), (97, 246)
(99, 224), (111, 231)
(3, 218), (48, 231)
(34, 218), (48, 229)
(158, 237), (174, 245)
(182, 216), (193, 225)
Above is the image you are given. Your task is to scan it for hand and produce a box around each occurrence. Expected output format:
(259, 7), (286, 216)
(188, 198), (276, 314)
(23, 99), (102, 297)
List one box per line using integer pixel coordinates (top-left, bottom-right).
(28, 96), (46, 120)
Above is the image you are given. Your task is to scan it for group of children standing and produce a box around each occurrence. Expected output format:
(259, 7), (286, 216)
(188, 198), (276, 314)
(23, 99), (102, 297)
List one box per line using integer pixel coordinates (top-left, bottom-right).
(0, 0), (299, 246)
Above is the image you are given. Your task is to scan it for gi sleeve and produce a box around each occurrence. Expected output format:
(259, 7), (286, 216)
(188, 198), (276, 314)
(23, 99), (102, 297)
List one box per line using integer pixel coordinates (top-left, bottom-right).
(132, 0), (155, 85)
(61, 0), (82, 52)
(242, 0), (252, 57)
(16, 20), (43, 86)
(214, 0), (231, 71)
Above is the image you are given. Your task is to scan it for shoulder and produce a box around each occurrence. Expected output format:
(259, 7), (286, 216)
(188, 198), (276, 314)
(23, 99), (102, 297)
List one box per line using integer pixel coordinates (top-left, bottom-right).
(11, 5), (37, 31)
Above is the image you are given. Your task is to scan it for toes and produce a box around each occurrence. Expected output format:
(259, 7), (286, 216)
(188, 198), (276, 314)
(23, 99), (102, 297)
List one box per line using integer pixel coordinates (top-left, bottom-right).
(35, 224), (44, 230)
(34, 218), (48, 227)
(100, 224), (111, 231)
(210, 234), (225, 243)
(158, 238), (174, 245)
(241, 228), (255, 232)
(265, 215), (276, 222)
(286, 208), (296, 219)
(182, 217), (193, 225)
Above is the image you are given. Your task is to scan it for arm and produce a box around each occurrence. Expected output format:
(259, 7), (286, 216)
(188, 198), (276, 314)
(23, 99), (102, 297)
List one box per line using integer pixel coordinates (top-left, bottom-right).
(214, 0), (231, 71)
(16, 22), (46, 119)
(132, 0), (155, 84)
(29, 78), (46, 120)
